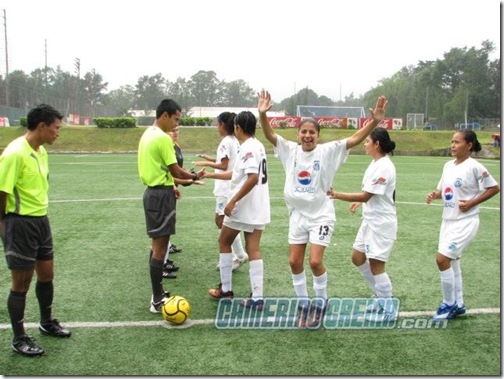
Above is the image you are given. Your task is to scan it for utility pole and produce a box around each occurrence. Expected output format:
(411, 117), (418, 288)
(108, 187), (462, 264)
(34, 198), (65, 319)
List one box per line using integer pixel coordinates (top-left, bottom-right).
(74, 57), (80, 123)
(45, 39), (48, 102)
(3, 9), (9, 107)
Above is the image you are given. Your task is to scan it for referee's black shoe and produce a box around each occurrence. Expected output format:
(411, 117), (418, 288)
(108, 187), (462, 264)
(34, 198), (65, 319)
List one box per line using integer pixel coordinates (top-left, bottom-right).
(12, 335), (44, 356)
(169, 244), (182, 254)
(164, 260), (179, 272)
(39, 318), (72, 338)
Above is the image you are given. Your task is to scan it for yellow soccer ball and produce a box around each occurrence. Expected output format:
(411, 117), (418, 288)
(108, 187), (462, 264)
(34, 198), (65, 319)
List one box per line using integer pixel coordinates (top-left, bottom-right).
(161, 295), (191, 325)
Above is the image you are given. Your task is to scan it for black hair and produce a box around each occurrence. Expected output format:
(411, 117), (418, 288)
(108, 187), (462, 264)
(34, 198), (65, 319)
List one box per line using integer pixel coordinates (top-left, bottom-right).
(26, 104), (63, 131)
(235, 111), (256, 136)
(456, 129), (482, 152)
(217, 112), (237, 136)
(299, 117), (320, 133)
(370, 127), (396, 155)
(156, 99), (182, 119)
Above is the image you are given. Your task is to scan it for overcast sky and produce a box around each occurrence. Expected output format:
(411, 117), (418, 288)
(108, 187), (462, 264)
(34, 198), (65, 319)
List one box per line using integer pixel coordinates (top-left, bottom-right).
(0, 0), (500, 102)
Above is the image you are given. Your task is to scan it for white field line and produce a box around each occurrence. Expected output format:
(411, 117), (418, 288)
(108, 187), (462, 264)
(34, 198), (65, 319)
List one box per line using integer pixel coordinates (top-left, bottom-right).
(49, 197), (500, 211)
(0, 308), (499, 330)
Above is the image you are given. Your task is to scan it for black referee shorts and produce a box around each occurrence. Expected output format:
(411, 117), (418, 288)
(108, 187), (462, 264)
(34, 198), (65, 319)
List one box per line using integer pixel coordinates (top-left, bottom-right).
(2, 214), (54, 270)
(143, 186), (176, 239)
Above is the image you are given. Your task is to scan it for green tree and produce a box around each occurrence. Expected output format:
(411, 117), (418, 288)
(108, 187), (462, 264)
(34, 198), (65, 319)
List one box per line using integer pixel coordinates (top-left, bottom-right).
(82, 69), (109, 118)
(167, 77), (192, 115)
(102, 85), (135, 116)
(134, 73), (168, 112)
(189, 70), (223, 107)
(221, 79), (256, 107)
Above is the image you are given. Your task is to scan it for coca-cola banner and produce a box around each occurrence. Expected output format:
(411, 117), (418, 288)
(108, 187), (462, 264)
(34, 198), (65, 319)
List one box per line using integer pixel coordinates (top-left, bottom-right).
(0, 116), (10, 127)
(267, 117), (349, 129)
(267, 117), (300, 128)
(358, 118), (394, 129)
(267, 117), (399, 130)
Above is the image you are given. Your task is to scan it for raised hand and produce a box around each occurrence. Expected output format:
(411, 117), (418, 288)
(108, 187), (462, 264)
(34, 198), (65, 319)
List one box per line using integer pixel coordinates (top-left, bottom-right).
(258, 89), (273, 114)
(369, 95), (388, 124)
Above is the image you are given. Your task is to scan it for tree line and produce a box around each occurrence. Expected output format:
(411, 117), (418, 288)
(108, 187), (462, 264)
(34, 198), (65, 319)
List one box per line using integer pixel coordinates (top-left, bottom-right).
(0, 40), (498, 127)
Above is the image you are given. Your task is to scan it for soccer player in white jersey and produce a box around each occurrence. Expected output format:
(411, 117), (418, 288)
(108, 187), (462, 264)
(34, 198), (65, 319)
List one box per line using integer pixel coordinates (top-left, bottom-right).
(426, 130), (499, 321)
(328, 128), (397, 322)
(258, 89), (388, 328)
(202, 111), (270, 310)
(192, 112), (248, 271)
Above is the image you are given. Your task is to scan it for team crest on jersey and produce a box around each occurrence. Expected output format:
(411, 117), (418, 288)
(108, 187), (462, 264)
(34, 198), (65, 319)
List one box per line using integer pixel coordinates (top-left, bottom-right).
(313, 160), (320, 171)
(444, 187), (454, 200)
(454, 177), (462, 188)
(372, 177), (387, 186)
(297, 171), (311, 185)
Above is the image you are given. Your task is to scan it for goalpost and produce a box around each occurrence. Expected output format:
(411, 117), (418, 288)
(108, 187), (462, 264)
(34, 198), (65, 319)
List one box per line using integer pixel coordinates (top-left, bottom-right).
(406, 113), (424, 129)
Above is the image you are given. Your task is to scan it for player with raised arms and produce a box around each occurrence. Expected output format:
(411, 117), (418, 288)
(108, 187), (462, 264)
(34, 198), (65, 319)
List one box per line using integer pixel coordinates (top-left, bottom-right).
(257, 90), (388, 328)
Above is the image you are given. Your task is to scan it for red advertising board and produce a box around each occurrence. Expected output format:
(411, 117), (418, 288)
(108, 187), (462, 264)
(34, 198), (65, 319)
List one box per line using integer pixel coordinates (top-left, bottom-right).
(268, 117), (397, 130)
(358, 118), (394, 129)
(267, 117), (349, 129)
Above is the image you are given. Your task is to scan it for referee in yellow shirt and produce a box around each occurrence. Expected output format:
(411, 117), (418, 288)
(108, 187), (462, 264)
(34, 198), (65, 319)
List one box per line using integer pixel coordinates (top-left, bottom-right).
(138, 99), (203, 313)
(0, 104), (71, 356)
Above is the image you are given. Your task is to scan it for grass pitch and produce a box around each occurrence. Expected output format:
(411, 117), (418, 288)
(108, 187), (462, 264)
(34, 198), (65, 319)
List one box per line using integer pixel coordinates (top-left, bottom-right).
(0, 153), (500, 375)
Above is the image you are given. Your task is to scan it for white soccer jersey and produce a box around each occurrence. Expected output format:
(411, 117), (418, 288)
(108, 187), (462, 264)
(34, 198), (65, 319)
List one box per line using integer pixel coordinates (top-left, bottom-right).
(228, 137), (270, 225)
(213, 135), (240, 198)
(361, 155), (397, 240)
(437, 157), (498, 221)
(275, 135), (349, 219)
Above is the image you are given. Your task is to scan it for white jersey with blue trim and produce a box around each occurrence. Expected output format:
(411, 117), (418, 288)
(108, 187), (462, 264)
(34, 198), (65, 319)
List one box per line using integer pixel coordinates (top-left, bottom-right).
(361, 155), (397, 239)
(228, 137), (270, 225)
(275, 135), (349, 219)
(213, 135), (240, 198)
(437, 157), (498, 221)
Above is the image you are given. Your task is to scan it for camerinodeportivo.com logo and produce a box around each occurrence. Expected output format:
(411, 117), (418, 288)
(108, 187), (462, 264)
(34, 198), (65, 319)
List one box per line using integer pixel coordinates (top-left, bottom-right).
(215, 297), (448, 330)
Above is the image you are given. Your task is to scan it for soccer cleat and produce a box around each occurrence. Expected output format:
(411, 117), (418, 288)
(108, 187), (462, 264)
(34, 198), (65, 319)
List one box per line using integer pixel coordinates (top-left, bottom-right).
(232, 256), (249, 271)
(39, 318), (71, 337)
(306, 305), (327, 329)
(162, 271), (177, 279)
(365, 298), (384, 313)
(297, 305), (310, 329)
(169, 244), (182, 254)
(455, 304), (466, 315)
(150, 292), (171, 313)
(164, 260), (179, 272)
(240, 294), (264, 310)
(208, 283), (234, 299)
(365, 310), (398, 323)
(12, 335), (44, 356)
(432, 302), (458, 322)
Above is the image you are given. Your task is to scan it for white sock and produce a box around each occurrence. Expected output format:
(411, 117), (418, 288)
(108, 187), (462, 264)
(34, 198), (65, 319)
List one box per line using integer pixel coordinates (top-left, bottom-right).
(164, 245), (170, 264)
(249, 259), (264, 300)
(292, 271), (309, 308)
(219, 253), (233, 293)
(231, 234), (247, 260)
(313, 271), (328, 308)
(374, 272), (393, 298)
(451, 260), (464, 306)
(440, 267), (455, 305)
(358, 261), (376, 295)
(292, 271), (308, 297)
(374, 272), (394, 312)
